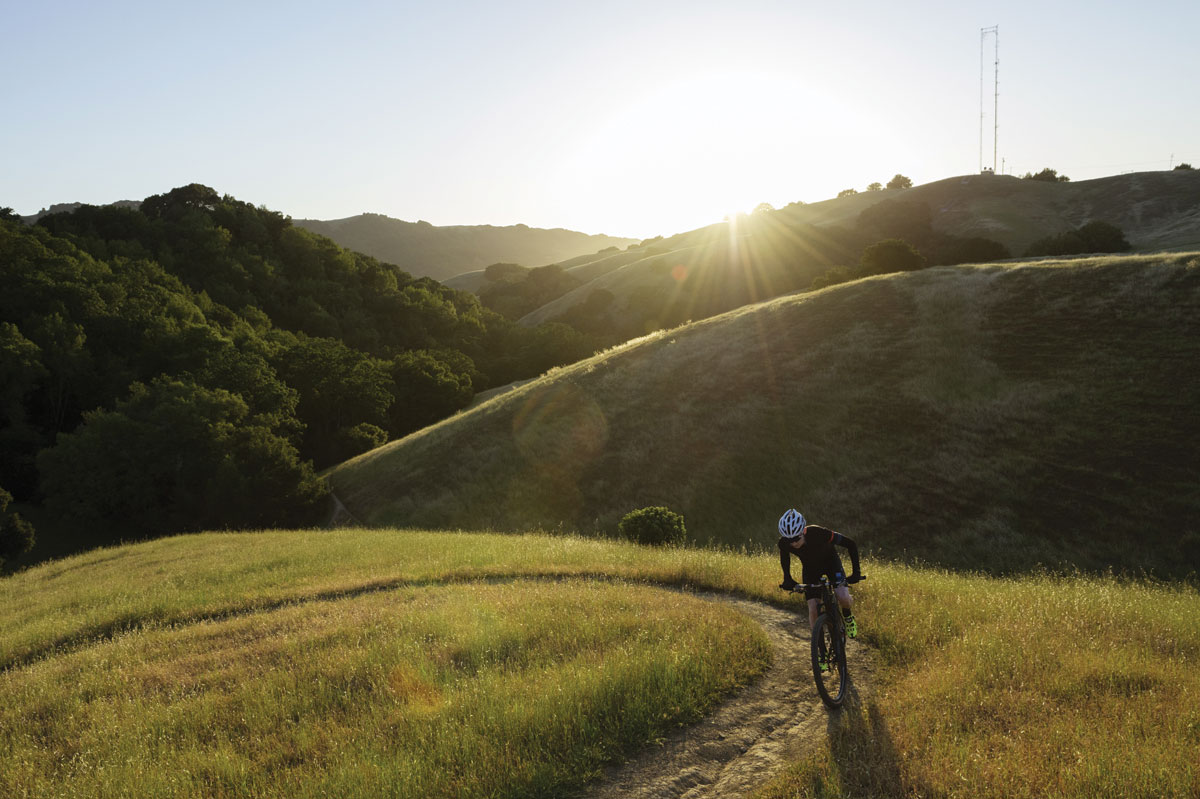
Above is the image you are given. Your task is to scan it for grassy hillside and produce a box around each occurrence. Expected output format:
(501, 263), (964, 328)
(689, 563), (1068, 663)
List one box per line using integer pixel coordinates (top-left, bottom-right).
(328, 252), (1200, 578)
(293, 214), (637, 282)
(2, 530), (1197, 797)
(518, 216), (852, 336)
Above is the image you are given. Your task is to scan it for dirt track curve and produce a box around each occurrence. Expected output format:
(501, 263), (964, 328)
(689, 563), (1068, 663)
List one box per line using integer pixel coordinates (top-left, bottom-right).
(584, 593), (873, 799)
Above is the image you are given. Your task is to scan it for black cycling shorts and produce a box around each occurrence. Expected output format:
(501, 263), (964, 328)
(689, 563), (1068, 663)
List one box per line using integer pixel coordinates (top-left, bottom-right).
(801, 555), (846, 601)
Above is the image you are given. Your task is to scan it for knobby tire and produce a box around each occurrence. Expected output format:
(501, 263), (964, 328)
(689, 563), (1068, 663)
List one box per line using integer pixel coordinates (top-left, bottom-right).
(811, 613), (848, 708)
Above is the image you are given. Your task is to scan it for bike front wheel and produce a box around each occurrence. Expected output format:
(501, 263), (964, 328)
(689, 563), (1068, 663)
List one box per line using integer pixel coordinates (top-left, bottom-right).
(811, 613), (849, 708)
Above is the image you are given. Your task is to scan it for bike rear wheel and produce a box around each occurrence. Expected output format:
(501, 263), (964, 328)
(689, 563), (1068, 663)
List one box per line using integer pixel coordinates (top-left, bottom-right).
(811, 613), (849, 708)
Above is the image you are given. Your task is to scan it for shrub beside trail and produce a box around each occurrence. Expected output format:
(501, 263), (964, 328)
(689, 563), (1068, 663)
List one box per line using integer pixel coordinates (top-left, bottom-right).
(619, 506), (687, 546)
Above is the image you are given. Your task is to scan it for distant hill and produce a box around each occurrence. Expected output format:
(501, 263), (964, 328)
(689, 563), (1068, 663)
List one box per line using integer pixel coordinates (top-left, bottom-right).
(327, 251), (1200, 578)
(444, 246), (665, 295)
(497, 170), (1200, 337)
(293, 213), (639, 282)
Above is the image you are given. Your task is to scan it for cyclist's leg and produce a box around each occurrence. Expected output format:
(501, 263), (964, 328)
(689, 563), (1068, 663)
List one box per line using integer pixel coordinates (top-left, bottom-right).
(827, 556), (858, 638)
(826, 555), (853, 612)
(801, 562), (822, 627)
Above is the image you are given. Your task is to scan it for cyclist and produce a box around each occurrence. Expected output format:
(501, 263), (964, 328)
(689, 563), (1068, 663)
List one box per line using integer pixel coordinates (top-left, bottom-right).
(777, 508), (862, 637)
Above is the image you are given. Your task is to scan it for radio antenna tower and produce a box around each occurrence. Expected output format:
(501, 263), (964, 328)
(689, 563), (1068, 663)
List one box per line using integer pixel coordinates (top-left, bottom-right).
(980, 25), (999, 173)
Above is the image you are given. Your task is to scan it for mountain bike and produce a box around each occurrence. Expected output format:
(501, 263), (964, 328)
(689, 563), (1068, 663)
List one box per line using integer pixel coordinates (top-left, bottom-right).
(791, 575), (864, 709)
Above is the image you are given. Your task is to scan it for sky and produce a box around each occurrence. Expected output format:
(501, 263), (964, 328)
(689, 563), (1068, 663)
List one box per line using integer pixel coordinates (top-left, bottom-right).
(3, 0), (1198, 239)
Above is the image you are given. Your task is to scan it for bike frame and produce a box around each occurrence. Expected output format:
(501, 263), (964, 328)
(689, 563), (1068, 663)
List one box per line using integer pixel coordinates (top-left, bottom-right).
(792, 575), (853, 709)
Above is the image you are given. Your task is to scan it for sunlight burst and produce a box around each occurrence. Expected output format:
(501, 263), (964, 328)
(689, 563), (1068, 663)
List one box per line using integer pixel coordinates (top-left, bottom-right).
(554, 69), (878, 236)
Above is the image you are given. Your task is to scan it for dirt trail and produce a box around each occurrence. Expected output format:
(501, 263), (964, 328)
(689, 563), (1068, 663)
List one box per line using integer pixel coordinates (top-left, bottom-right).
(584, 594), (873, 799)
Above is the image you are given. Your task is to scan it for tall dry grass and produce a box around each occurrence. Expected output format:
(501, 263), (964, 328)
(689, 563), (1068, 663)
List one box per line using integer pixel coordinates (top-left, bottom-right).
(0, 528), (774, 671)
(1, 536), (771, 799)
(753, 562), (1200, 798)
(3, 531), (1198, 797)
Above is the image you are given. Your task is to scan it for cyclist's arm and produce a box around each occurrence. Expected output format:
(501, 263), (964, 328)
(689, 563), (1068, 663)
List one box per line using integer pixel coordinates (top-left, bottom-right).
(833, 533), (861, 577)
(777, 537), (793, 573)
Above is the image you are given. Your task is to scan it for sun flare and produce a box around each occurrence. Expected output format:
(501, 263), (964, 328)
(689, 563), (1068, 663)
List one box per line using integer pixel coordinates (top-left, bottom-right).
(555, 68), (877, 236)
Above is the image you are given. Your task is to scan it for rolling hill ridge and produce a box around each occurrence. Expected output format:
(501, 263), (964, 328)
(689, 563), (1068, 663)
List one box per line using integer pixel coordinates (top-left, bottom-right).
(445, 170), (1200, 348)
(293, 213), (638, 281)
(327, 251), (1200, 577)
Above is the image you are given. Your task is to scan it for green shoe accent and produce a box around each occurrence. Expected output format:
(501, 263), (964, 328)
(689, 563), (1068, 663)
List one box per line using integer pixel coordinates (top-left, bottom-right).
(845, 616), (858, 639)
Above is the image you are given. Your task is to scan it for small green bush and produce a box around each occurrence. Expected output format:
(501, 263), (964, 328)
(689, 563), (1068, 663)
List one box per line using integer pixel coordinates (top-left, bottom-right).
(619, 506), (687, 546)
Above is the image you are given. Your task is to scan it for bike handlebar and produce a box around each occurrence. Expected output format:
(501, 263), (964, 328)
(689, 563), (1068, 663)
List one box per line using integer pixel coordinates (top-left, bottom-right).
(788, 575), (866, 592)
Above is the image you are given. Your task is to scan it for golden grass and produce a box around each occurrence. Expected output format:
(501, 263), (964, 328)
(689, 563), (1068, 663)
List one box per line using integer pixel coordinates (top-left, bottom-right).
(4, 531), (1198, 797)
(0, 528), (777, 672)
(1, 549), (770, 798)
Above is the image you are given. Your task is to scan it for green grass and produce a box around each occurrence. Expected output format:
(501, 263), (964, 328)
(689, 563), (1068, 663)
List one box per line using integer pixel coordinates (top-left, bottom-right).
(328, 252), (1200, 578)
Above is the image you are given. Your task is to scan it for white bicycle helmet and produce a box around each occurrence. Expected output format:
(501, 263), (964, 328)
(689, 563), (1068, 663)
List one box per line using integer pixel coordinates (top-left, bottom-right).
(778, 508), (806, 539)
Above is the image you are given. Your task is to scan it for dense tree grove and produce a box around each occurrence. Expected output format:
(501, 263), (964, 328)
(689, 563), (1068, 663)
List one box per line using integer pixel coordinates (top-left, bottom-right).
(37, 378), (328, 540)
(1024, 220), (1131, 257)
(0, 185), (593, 564)
(478, 263), (582, 320)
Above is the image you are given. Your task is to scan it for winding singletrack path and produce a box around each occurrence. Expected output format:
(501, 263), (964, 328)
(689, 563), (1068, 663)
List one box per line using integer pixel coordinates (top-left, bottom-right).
(584, 593), (873, 799)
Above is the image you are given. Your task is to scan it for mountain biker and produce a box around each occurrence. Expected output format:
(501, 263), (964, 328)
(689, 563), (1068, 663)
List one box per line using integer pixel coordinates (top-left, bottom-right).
(777, 509), (862, 637)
